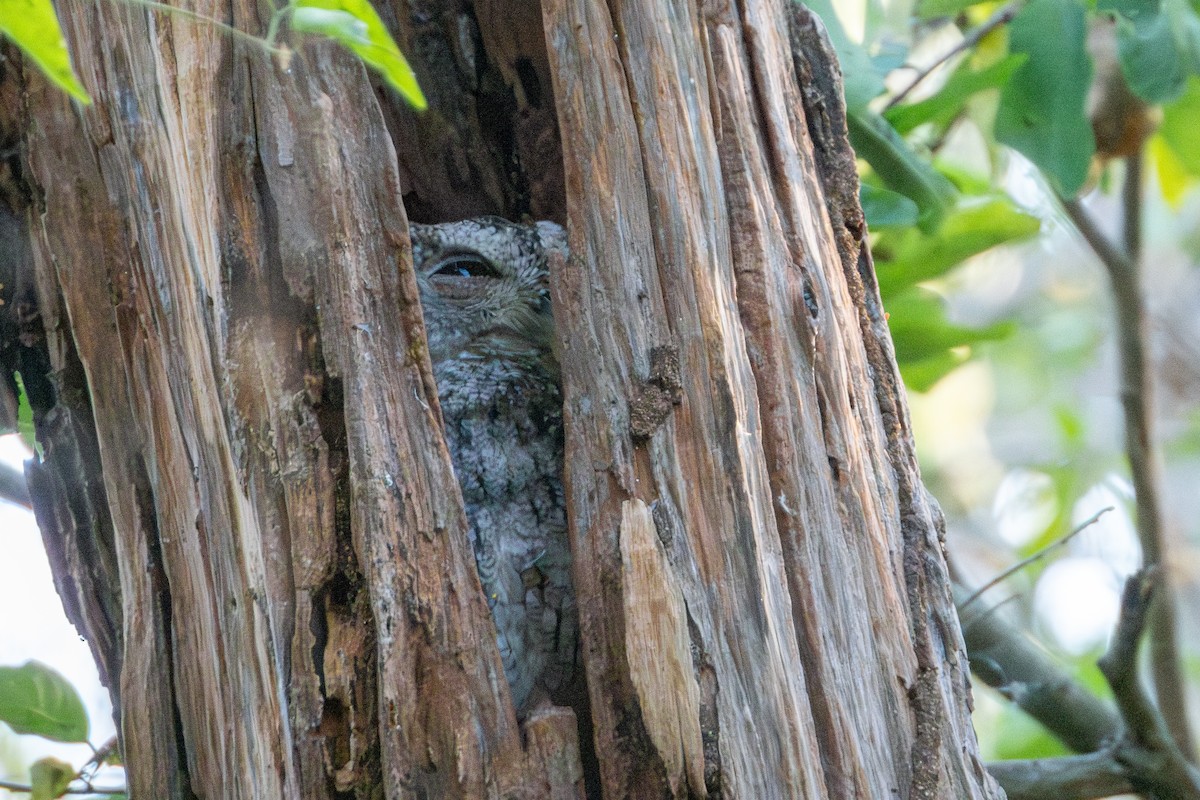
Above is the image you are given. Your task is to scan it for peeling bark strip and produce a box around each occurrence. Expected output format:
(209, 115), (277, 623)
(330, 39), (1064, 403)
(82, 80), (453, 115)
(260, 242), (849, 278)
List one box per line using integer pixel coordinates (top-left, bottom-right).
(619, 499), (705, 797)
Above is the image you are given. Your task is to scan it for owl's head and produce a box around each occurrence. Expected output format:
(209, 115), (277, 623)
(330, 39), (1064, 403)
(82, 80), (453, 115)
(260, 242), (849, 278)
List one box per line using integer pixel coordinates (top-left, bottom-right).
(411, 217), (566, 368)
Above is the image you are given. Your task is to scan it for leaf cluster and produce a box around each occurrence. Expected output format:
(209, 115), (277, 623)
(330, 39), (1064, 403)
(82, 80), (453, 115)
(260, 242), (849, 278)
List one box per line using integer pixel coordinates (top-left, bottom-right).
(0, 661), (121, 798)
(806, 0), (1200, 391)
(0, 0), (425, 109)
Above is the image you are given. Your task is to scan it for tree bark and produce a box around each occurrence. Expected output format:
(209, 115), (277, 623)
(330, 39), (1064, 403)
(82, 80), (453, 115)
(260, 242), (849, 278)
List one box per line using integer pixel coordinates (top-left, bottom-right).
(1, 0), (1002, 797)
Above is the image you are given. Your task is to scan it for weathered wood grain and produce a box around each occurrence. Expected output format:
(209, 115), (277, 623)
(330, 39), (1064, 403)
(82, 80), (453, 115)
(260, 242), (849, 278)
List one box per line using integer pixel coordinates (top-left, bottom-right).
(16, 0), (581, 796)
(544, 0), (1002, 797)
(8, 0), (1001, 796)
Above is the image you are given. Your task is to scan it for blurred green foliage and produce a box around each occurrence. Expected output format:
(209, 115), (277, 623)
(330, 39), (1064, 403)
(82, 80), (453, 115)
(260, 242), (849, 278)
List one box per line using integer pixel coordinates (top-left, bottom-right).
(0, 661), (89, 744)
(0, 661), (122, 797)
(808, 0), (1200, 393)
(810, 0), (1200, 765)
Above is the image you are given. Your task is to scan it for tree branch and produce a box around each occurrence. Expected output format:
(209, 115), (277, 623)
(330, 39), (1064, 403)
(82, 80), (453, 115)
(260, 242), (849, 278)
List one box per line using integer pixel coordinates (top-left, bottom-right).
(884, 1), (1022, 110)
(0, 777), (127, 795)
(1122, 154), (1142, 262)
(975, 570), (1200, 799)
(957, 583), (1121, 753)
(1061, 191), (1194, 759)
(987, 751), (1133, 800)
(0, 459), (31, 509)
(1099, 568), (1200, 798)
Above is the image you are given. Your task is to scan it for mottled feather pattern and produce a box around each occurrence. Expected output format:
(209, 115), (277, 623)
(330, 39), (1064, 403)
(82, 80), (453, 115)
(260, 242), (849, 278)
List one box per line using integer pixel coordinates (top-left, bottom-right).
(411, 217), (575, 710)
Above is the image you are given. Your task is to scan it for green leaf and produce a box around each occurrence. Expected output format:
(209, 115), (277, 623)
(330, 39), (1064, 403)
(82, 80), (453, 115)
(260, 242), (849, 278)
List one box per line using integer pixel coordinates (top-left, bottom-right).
(290, 8), (369, 44)
(872, 43), (909, 76)
(849, 109), (958, 232)
(1149, 131), (1194, 204)
(887, 289), (1015, 359)
(1159, 75), (1200, 176)
(0, 0), (90, 103)
(936, 163), (998, 195)
(1097, 0), (1159, 17)
(798, 0), (887, 109)
(886, 54), (1027, 135)
(1103, 0), (1200, 97)
(1112, 11), (1185, 103)
(886, 288), (1014, 391)
(899, 350), (968, 392)
(916, 0), (988, 19)
(293, 0), (426, 110)
(1167, 0), (1200, 74)
(996, 0), (1094, 196)
(1054, 404), (1086, 445)
(1097, 0), (1192, 103)
(15, 371), (36, 452)
(861, 183), (920, 228)
(30, 757), (75, 800)
(986, 701), (1074, 760)
(0, 661), (90, 743)
(875, 198), (1041, 296)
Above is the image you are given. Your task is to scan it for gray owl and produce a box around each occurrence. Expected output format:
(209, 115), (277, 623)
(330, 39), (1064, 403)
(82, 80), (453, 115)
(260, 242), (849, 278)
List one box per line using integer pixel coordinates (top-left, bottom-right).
(411, 217), (576, 712)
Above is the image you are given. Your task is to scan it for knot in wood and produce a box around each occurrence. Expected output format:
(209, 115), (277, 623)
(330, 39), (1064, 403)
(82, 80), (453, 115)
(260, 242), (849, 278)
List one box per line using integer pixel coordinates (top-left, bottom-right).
(629, 345), (683, 441)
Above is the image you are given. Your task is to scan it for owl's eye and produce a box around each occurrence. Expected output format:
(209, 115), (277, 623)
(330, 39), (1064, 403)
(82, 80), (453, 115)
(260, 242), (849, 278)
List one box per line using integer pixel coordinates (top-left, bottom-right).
(431, 255), (500, 279)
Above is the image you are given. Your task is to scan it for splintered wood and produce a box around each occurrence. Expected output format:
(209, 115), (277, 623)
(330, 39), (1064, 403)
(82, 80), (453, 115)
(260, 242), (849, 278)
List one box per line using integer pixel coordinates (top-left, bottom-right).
(619, 499), (705, 798)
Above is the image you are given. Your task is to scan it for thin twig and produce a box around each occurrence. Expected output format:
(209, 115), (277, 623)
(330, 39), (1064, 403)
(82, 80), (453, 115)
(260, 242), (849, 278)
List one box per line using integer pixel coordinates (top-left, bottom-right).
(1100, 569), (1156, 692)
(1062, 192), (1195, 758)
(960, 591), (1020, 631)
(89, 736), (119, 764)
(107, 0), (287, 55)
(956, 583), (1121, 753)
(959, 507), (1112, 611)
(980, 570), (1200, 798)
(0, 740), (123, 794)
(884, 1), (1022, 111)
(1122, 154), (1193, 760)
(78, 735), (120, 781)
(1122, 154), (1142, 262)
(0, 777), (127, 794)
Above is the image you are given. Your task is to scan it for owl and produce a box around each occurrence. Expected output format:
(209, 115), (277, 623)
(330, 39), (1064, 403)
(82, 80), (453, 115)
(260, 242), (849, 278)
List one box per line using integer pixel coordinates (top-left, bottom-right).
(411, 217), (576, 712)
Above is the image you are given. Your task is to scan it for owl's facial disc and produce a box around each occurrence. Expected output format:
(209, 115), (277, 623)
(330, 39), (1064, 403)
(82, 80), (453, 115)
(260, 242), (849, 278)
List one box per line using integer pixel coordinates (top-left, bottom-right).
(411, 218), (558, 367)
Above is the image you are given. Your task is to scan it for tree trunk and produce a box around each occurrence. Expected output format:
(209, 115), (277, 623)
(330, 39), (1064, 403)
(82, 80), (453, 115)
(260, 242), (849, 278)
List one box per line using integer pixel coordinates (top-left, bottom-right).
(0, 0), (1003, 797)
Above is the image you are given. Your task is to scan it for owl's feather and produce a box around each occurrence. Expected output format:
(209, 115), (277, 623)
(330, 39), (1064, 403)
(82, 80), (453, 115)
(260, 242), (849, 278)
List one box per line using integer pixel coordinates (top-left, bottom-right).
(412, 217), (575, 711)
